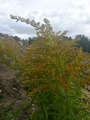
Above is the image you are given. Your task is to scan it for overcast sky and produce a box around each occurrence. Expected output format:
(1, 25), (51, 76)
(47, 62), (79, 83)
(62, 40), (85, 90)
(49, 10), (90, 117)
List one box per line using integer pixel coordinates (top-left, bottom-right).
(0, 0), (90, 39)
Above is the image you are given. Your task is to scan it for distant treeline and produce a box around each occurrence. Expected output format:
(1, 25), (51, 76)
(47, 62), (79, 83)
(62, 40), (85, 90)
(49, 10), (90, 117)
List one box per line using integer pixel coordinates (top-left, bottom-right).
(75, 35), (90, 53)
(0, 32), (90, 53)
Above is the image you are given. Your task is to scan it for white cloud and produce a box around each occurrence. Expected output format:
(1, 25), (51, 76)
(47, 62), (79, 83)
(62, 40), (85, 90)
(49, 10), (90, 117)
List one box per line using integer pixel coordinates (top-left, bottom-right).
(0, 0), (90, 38)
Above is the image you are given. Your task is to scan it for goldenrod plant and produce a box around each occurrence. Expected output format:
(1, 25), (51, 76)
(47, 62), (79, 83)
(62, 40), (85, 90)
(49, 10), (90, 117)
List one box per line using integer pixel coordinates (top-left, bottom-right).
(0, 38), (23, 67)
(1, 15), (89, 120)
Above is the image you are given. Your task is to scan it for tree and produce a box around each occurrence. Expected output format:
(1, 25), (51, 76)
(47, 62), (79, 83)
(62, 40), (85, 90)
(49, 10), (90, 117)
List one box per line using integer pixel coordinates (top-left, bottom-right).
(75, 35), (90, 53)
(28, 37), (37, 45)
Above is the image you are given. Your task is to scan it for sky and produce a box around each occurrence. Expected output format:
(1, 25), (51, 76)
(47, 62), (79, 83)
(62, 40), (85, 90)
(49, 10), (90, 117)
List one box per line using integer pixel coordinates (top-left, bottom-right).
(0, 0), (90, 39)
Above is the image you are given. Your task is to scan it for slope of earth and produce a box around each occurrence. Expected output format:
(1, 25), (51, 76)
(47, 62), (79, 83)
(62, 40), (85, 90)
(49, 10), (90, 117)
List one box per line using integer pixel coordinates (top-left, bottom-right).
(0, 64), (31, 120)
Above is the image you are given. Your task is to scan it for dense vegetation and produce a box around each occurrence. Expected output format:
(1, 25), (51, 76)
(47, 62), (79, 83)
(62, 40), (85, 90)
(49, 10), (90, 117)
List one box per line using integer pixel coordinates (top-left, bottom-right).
(0, 15), (90, 120)
(28, 34), (90, 53)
